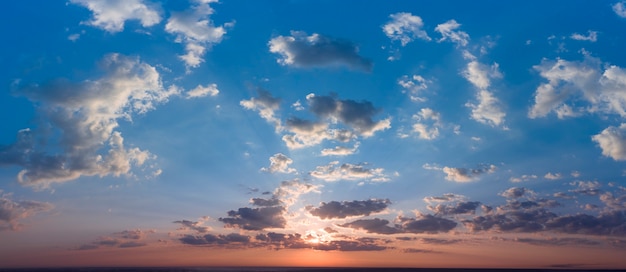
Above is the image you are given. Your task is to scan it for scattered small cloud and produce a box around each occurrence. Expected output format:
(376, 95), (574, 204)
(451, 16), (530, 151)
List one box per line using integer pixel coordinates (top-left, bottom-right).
(570, 31), (598, 42)
(71, 0), (161, 33)
(261, 153), (296, 174)
(382, 12), (431, 46)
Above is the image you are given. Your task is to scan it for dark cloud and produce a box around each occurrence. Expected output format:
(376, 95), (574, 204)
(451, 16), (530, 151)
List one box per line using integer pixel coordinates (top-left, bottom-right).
(500, 187), (533, 198)
(179, 233), (252, 246)
(219, 206), (286, 230)
(78, 229), (154, 250)
(0, 193), (53, 231)
(269, 31), (372, 72)
(398, 214), (458, 234)
(306, 94), (390, 137)
(307, 199), (390, 219)
(428, 201), (481, 215)
(173, 219), (211, 233)
(514, 237), (601, 247)
(545, 210), (626, 236)
(250, 197), (281, 207)
(339, 218), (400, 234)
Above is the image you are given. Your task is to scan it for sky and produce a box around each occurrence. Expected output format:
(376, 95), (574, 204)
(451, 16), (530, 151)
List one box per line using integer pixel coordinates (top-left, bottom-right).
(2, 0), (626, 269)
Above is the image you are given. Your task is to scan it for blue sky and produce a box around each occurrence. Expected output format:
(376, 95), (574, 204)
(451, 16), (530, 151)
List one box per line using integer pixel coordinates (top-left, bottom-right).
(2, 0), (626, 268)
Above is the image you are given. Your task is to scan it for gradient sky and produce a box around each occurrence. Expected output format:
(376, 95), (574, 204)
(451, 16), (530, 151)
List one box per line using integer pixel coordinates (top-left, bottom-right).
(2, 0), (626, 269)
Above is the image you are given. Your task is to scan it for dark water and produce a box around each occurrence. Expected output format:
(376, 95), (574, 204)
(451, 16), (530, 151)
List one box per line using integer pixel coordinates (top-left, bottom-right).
(0, 268), (623, 272)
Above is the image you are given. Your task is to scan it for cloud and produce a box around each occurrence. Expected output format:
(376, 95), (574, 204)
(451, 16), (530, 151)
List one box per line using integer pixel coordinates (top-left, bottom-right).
(310, 161), (389, 183)
(509, 174), (538, 183)
(185, 84), (219, 98)
(268, 31), (372, 72)
(339, 218), (400, 234)
(423, 193), (466, 204)
(78, 229), (155, 250)
(500, 187), (535, 199)
(434, 19), (469, 47)
(428, 201), (481, 215)
(398, 74), (430, 102)
(424, 164), (496, 182)
(613, 1), (626, 18)
(398, 214), (458, 234)
(544, 172), (563, 180)
(219, 206), (286, 230)
(382, 12), (431, 46)
(569, 181), (601, 196)
(8, 54), (178, 188)
(570, 31), (598, 42)
(165, 0), (233, 69)
(412, 108), (441, 140)
(462, 60), (506, 127)
(592, 123), (626, 161)
(261, 153), (296, 174)
(179, 233), (251, 246)
(320, 142), (360, 156)
(306, 93), (391, 137)
(307, 199), (390, 219)
(71, 0), (161, 33)
(173, 219), (211, 233)
(529, 56), (626, 119)
(0, 192), (53, 231)
(240, 89), (282, 131)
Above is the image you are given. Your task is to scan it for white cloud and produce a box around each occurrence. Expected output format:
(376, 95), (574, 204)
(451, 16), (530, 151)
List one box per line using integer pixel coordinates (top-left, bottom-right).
(382, 12), (431, 46)
(71, 0), (161, 33)
(398, 74), (430, 102)
(10, 54), (177, 188)
(544, 172), (562, 180)
(509, 174), (538, 183)
(412, 108), (441, 140)
(434, 19), (469, 47)
(165, 0), (232, 69)
(310, 161), (389, 183)
(321, 142), (360, 156)
(592, 123), (626, 161)
(570, 31), (598, 42)
(269, 31), (372, 71)
(613, 1), (626, 18)
(261, 153), (296, 174)
(462, 60), (506, 127)
(466, 90), (506, 127)
(186, 83), (219, 98)
(529, 56), (626, 119)
(424, 163), (496, 182)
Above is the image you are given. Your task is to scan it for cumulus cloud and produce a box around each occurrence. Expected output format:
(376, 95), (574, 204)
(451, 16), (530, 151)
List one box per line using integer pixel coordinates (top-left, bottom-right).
(509, 174), (538, 183)
(0, 192), (53, 231)
(219, 206), (286, 230)
(382, 12), (431, 46)
(544, 172), (563, 180)
(428, 201), (481, 215)
(412, 108), (442, 140)
(570, 31), (598, 42)
(7, 54), (177, 188)
(310, 161), (389, 183)
(500, 187), (535, 199)
(398, 74), (430, 102)
(320, 142), (360, 156)
(240, 89), (282, 131)
(434, 19), (469, 47)
(185, 83), (219, 98)
(423, 193), (466, 204)
(339, 218), (400, 234)
(165, 0), (233, 69)
(461, 59), (506, 127)
(592, 123), (626, 161)
(423, 164), (496, 182)
(398, 214), (458, 234)
(307, 199), (390, 219)
(71, 0), (161, 33)
(529, 56), (626, 119)
(269, 31), (372, 72)
(261, 153), (296, 174)
(613, 1), (626, 18)
(306, 93), (391, 137)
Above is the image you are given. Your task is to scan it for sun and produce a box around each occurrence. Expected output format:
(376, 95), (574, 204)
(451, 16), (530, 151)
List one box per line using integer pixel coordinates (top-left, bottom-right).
(304, 230), (332, 244)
